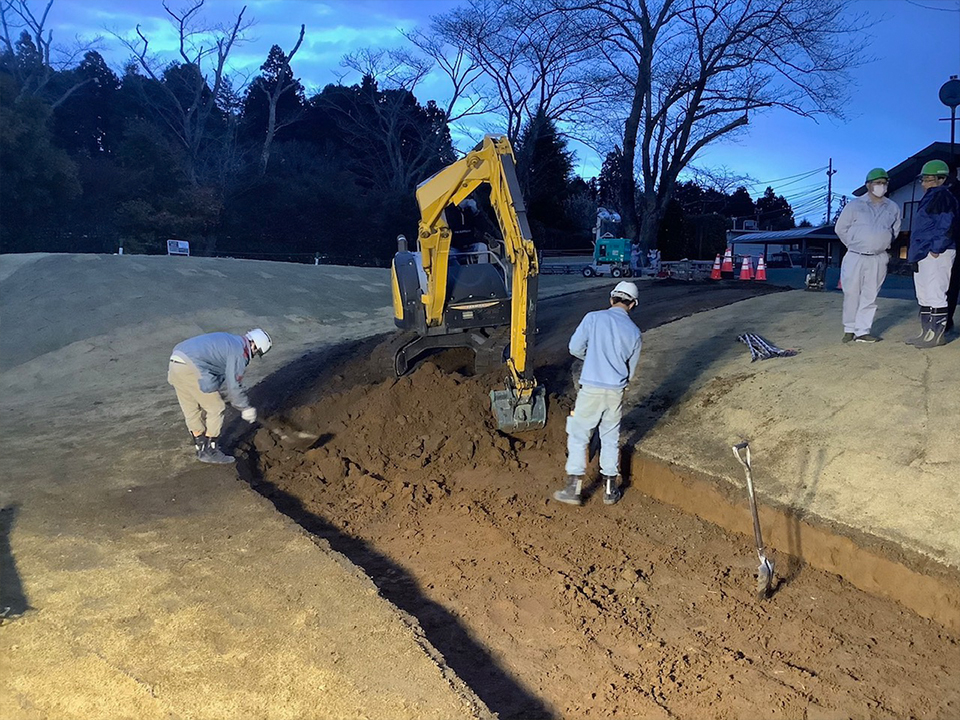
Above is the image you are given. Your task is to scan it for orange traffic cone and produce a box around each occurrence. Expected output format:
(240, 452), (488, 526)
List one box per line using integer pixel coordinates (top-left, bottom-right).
(738, 256), (754, 280)
(755, 255), (767, 281)
(710, 254), (722, 280)
(720, 246), (734, 274)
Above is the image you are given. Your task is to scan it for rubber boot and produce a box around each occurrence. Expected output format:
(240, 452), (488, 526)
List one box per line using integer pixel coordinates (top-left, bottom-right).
(198, 436), (235, 464)
(552, 475), (583, 506)
(915, 307), (948, 349)
(905, 307), (930, 346)
(602, 475), (622, 505)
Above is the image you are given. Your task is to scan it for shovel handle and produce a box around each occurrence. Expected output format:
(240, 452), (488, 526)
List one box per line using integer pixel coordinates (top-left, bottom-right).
(732, 441), (750, 469)
(732, 441), (767, 558)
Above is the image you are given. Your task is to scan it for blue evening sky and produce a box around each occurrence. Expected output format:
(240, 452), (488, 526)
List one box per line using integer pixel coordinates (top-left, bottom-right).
(44, 0), (960, 223)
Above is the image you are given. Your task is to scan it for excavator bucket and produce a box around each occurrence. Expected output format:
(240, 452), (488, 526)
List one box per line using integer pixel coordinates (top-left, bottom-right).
(490, 384), (547, 433)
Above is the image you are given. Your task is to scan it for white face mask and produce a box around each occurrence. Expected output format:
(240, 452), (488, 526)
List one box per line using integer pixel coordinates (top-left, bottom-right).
(870, 184), (887, 197)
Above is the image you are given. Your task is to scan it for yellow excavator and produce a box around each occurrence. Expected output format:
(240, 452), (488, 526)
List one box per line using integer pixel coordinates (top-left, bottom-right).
(389, 135), (547, 433)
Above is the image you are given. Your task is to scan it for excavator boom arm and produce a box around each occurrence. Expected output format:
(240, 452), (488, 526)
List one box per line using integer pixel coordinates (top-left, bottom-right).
(415, 136), (539, 382)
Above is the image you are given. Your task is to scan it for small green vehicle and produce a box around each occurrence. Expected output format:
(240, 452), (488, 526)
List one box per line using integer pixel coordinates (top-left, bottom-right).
(583, 208), (635, 278)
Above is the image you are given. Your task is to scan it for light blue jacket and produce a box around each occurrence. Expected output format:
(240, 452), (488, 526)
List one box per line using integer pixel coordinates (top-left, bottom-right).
(171, 332), (252, 408)
(569, 305), (642, 390)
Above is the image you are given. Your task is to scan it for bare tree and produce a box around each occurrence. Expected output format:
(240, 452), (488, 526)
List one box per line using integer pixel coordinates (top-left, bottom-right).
(400, 27), (496, 126)
(430, 0), (613, 145)
(117, 0), (252, 185)
(318, 74), (454, 193)
(0, 0), (96, 107)
(559, 0), (865, 252)
(340, 46), (430, 94)
(255, 24), (305, 175)
(685, 164), (756, 195)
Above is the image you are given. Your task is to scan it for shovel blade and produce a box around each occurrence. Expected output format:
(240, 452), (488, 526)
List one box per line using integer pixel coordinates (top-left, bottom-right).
(756, 557), (775, 600)
(490, 385), (547, 433)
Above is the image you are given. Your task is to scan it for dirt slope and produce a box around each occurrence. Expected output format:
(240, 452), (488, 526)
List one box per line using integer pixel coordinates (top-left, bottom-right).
(0, 254), (492, 720)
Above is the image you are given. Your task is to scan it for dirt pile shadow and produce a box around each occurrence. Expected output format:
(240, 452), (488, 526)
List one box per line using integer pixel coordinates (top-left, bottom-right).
(233, 346), (558, 719)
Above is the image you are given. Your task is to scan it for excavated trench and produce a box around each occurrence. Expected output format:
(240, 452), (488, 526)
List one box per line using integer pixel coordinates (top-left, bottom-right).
(235, 284), (960, 720)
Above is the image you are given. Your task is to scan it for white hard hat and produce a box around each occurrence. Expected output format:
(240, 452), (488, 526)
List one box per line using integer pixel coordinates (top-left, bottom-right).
(610, 281), (639, 303)
(245, 328), (272, 356)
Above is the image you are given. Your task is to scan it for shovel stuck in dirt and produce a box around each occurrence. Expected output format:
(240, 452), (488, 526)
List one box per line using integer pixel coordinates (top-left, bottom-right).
(732, 441), (775, 600)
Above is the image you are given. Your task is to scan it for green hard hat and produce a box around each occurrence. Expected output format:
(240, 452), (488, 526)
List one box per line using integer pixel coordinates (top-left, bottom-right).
(921, 159), (949, 177)
(865, 167), (888, 183)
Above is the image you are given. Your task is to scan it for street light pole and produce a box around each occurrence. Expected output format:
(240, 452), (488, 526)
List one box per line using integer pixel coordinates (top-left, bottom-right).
(939, 76), (960, 162)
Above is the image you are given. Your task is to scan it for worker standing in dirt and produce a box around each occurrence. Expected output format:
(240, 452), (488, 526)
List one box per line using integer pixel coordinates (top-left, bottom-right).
(907, 160), (959, 348)
(167, 329), (272, 464)
(833, 167), (901, 344)
(553, 281), (642, 507)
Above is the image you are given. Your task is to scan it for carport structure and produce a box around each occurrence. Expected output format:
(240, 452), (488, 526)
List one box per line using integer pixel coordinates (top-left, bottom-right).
(726, 225), (842, 268)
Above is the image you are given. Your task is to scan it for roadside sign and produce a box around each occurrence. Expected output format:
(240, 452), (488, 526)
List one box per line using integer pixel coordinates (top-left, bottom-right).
(167, 239), (190, 256)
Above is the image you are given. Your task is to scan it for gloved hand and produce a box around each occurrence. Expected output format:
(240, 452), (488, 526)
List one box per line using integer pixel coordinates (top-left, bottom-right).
(241, 407), (257, 423)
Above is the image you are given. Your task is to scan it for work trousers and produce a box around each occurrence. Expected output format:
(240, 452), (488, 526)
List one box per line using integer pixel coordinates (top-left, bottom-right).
(840, 251), (887, 336)
(565, 385), (624, 478)
(167, 357), (226, 437)
(914, 249), (957, 308)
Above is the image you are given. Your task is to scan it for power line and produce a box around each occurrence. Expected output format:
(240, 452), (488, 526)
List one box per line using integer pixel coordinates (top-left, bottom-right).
(745, 166), (827, 190)
(905, 0), (960, 11)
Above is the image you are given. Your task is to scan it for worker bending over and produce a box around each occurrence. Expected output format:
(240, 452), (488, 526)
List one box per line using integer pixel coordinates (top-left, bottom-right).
(167, 328), (271, 464)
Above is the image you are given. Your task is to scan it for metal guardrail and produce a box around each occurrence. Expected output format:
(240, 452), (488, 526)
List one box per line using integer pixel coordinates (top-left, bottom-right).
(540, 263), (589, 275)
(658, 260), (715, 281)
(539, 258), (719, 280)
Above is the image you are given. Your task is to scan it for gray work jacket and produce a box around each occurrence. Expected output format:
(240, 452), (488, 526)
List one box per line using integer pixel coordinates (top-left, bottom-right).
(171, 332), (252, 409)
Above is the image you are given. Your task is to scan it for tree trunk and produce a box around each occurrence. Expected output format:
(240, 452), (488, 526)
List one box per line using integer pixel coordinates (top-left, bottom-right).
(637, 192), (660, 257)
(619, 86), (644, 242)
(260, 101), (277, 175)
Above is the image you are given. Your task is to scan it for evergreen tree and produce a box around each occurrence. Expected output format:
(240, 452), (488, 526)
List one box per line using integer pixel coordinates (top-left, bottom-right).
(51, 51), (121, 156)
(597, 148), (624, 214)
(755, 186), (795, 230)
(515, 111), (587, 250)
(724, 186), (756, 224)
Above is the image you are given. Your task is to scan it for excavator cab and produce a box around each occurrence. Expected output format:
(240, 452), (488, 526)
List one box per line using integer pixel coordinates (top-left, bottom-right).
(389, 136), (547, 433)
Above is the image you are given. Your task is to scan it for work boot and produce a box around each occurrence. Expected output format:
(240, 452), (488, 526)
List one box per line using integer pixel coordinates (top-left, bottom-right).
(198, 436), (235, 464)
(854, 334), (880, 343)
(905, 307), (930, 346)
(915, 307), (948, 349)
(841, 332), (855, 343)
(552, 475), (583, 506)
(602, 475), (623, 505)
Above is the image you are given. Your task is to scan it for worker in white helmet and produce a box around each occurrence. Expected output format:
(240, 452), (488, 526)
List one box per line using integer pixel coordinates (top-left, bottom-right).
(167, 329), (272, 464)
(552, 281), (642, 507)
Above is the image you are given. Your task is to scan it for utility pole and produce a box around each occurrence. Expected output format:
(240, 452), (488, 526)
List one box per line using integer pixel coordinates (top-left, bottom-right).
(826, 158), (836, 225)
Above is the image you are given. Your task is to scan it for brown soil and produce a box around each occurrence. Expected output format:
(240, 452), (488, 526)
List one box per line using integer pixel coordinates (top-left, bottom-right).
(238, 282), (960, 720)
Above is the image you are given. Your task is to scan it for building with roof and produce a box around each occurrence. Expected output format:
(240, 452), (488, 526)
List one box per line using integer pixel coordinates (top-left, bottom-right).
(849, 141), (958, 257)
(725, 225), (842, 269)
